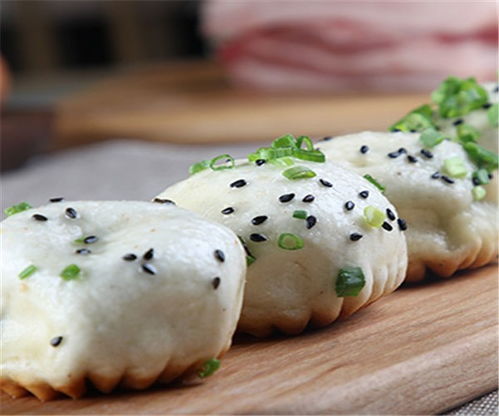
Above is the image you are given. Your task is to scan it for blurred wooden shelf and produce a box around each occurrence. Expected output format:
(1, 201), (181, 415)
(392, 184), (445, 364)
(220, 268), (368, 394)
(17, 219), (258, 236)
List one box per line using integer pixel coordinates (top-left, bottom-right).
(55, 60), (428, 147)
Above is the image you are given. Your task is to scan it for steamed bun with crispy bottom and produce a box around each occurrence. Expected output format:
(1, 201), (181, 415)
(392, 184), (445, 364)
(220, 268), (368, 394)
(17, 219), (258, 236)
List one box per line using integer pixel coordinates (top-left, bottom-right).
(0, 201), (245, 400)
(157, 160), (407, 337)
(319, 131), (498, 282)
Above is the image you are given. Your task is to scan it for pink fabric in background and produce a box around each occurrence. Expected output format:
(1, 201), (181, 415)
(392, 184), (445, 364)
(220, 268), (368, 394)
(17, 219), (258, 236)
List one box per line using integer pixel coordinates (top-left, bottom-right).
(202, 1), (498, 92)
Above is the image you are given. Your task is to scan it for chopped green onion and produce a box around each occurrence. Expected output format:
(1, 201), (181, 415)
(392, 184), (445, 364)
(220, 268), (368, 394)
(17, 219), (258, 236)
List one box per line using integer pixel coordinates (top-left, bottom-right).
(472, 186), (487, 201)
(456, 123), (480, 144)
(19, 265), (38, 280)
(73, 237), (85, 244)
(189, 160), (210, 175)
(363, 206), (386, 228)
(282, 166), (317, 180)
(4, 202), (32, 217)
(271, 134), (297, 149)
(293, 210), (307, 219)
(462, 142), (499, 173)
(292, 148), (325, 163)
(363, 174), (386, 192)
(278, 233), (304, 250)
(335, 266), (366, 297)
(60, 264), (81, 281)
(488, 103), (498, 127)
(431, 76), (488, 118)
(248, 147), (294, 162)
(246, 255), (256, 266)
(472, 169), (490, 185)
(270, 157), (294, 167)
(389, 104), (434, 132)
(209, 154), (235, 171)
(296, 135), (314, 151)
(198, 358), (220, 378)
(442, 157), (468, 179)
(419, 128), (446, 148)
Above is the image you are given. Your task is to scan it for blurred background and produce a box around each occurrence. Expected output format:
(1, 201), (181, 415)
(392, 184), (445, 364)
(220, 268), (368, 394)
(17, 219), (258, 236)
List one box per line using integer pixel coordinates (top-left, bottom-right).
(0, 0), (497, 171)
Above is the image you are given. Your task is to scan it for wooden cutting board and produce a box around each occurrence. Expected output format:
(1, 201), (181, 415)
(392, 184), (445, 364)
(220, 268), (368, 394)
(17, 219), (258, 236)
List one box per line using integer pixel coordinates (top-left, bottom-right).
(54, 60), (428, 148)
(2, 264), (497, 415)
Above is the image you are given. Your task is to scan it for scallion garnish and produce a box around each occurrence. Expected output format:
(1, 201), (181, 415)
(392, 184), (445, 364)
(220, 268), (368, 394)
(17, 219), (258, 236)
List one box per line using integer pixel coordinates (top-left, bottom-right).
(335, 266), (365, 297)
(488, 103), (498, 127)
(456, 123), (480, 144)
(462, 142), (499, 173)
(472, 186), (487, 201)
(278, 233), (304, 250)
(282, 166), (316, 180)
(198, 358), (220, 378)
(272, 134), (296, 148)
(60, 264), (81, 281)
(389, 105), (434, 132)
(19, 264), (38, 280)
(363, 206), (386, 228)
(296, 135), (314, 151)
(292, 148), (325, 163)
(246, 255), (256, 266)
(209, 154), (235, 171)
(189, 160), (210, 175)
(419, 128), (446, 148)
(293, 210), (307, 219)
(270, 157), (295, 167)
(472, 169), (490, 185)
(363, 174), (385, 192)
(442, 157), (468, 178)
(431, 77), (488, 118)
(4, 202), (32, 217)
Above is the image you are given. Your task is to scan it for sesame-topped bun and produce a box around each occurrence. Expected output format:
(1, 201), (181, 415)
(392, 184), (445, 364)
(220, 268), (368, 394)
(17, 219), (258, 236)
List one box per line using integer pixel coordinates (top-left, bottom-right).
(319, 131), (498, 282)
(157, 152), (407, 337)
(0, 200), (246, 400)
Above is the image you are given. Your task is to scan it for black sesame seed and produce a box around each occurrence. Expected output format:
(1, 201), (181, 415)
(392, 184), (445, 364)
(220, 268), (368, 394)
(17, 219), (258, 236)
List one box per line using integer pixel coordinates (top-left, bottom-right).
(349, 233), (363, 241)
(221, 207), (235, 215)
(398, 148), (407, 154)
(472, 177), (481, 186)
(407, 155), (418, 163)
(33, 214), (48, 221)
(359, 191), (369, 199)
(153, 198), (175, 205)
(350, 233), (363, 241)
(50, 336), (63, 347)
(250, 233), (267, 242)
(319, 179), (333, 188)
(251, 215), (268, 225)
(230, 179), (247, 188)
(142, 263), (157, 275)
(410, 129), (417, 133)
(392, 128), (401, 132)
(386, 208), (396, 221)
(431, 171), (441, 179)
(279, 193), (295, 203)
(123, 253), (137, 261)
(482, 103), (492, 109)
(344, 201), (355, 211)
(65, 207), (78, 219)
(388, 151), (401, 159)
(302, 194), (315, 203)
(76, 248), (91, 255)
(360, 145), (369, 154)
(306, 215), (317, 229)
(420, 149), (433, 159)
(382, 222), (393, 231)
(441, 175), (455, 184)
(322, 136), (333, 141)
(214, 249), (225, 262)
(255, 159), (266, 166)
(488, 173), (493, 180)
(143, 248), (154, 260)
(452, 119), (464, 126)
(397, 218), (408, 231)
(49, 197), (64, 203)
(212, 277), (221, 290)
(83, 236), (98, 244)
(494, 85), (499, 93)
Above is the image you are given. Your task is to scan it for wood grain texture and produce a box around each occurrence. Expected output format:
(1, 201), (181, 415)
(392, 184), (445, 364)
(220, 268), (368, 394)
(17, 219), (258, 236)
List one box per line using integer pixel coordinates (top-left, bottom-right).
(2, 264), (497, 415)
(54, 61), (428, 148)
